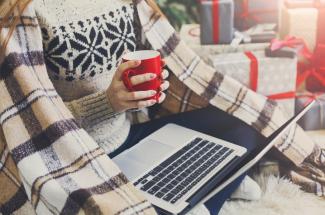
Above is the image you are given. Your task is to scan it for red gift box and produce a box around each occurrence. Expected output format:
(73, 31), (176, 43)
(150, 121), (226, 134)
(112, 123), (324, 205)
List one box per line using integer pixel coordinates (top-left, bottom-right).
(305, 44), (325, 91)
(283, 1), (325, 92)
(317, 8), (325, 44)
(314, 44), (325, 67)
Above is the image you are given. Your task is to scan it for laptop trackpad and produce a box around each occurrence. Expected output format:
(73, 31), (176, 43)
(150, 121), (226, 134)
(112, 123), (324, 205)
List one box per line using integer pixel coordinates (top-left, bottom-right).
(113, 139), (175, 181)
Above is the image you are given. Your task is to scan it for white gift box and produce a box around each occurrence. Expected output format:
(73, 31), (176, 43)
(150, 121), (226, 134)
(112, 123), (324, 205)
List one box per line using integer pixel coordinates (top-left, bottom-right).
(279, 3), (318, 51)
(208, 51), (298, 117)
(180, 24), (269, 62)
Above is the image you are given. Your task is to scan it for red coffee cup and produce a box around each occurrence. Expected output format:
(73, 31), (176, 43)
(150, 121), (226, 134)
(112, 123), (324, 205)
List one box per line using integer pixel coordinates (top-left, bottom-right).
(122, 50), (162, 101)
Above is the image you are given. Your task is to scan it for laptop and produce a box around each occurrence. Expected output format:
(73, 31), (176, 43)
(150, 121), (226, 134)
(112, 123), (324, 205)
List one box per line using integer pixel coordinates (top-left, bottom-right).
(113, 101), (314, 214)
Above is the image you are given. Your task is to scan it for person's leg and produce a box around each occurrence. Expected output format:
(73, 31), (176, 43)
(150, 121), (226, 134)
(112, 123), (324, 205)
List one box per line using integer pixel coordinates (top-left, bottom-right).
(109, 105), (266, 214)
(204, 173), (247, 214)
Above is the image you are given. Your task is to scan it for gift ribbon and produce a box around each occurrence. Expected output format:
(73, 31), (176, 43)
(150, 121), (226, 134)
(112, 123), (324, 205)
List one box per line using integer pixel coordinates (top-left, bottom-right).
(212, 0), (220, 44)
(267, 91), (297, 100)
(296, 92), (324, 106)
(314, 44), (325, 66)
(200, 0), (220, 43)
(244, 51), (258, 91)
(188, 26), (200, 38)
(296, 92), (325, 128)
(268, 36), (325, 89)
(295, 41), (325, 88)
(244, 51), (297, 103)
(297, 65), (325, 88)
(270, 36), (313, 60)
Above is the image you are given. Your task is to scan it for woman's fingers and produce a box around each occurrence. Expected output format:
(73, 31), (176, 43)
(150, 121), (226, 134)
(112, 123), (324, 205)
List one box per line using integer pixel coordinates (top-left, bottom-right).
(117, 60), (141, 79)
(129, 70), (168, 86)
(125, 91), (166, 109)
(160, 81), (170, 91)
(130, 73), (157, 86)
(129, 99), (157, 109)
(161, 59), (166, 67)
(162, 69), (169, 79)
(158, 92), (166, 104)
(125, 90), (157, 101)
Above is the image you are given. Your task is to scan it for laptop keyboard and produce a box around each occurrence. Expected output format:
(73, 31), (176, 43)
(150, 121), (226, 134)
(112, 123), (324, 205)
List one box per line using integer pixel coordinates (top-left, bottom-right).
(134, 137), (234, 204)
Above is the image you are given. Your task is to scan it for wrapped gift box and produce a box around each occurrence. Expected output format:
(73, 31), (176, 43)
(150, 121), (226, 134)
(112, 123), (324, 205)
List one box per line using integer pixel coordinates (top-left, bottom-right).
(238, 23), (277, 43)
(265, 46), (298, 58)
(296, 94), (325, 130)
(208, 51), (298, 116)
(303, 43), (325, 92)
(314, 43), (325, 67)
(317, 7), (325, 44)
(180, 24), (269, 62)
(305, 69), (325, 92)
(264, 37), (307, 59)
(200, 0), (234, 44)
(234, 0), (279, 31)
(282, 0), (325, 44)
(279, 0), (320, 51)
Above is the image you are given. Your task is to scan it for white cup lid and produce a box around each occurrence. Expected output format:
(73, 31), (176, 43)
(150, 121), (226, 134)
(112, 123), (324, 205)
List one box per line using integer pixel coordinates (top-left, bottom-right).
(123, 50), (160, 61)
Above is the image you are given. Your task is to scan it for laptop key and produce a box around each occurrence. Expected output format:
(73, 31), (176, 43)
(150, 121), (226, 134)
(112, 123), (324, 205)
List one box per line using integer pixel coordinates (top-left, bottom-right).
(141, 181), (155, 191)
(140, 137), (237, 205)
(155, 192), (165, 198)
(170, 179), (179, 186)
(171, 198), (178, 204)
(157, 181), (165, 187)
(165, 183), (174, 191)
(163, 193), (175, 202)
(148, 185), (161, 195)
(140, 179), (148, 184)
(161, 177), (171, 184)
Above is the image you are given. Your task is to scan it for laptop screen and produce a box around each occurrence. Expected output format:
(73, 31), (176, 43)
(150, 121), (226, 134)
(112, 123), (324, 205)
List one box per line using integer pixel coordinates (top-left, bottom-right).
(188, 100), (315, 212)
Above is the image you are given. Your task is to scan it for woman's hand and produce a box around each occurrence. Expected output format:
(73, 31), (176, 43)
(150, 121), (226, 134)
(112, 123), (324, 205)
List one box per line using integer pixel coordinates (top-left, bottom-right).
(107, 60), (169, 113)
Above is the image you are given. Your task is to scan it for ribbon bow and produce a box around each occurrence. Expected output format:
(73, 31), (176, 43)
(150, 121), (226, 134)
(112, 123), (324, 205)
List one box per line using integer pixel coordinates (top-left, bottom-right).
(297, 64), (325, 88)
(270, 36), (313, 60)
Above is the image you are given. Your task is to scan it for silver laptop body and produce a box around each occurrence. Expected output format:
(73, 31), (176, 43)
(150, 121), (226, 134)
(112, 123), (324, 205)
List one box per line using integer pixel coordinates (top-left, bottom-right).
(113, 101), (314, 214)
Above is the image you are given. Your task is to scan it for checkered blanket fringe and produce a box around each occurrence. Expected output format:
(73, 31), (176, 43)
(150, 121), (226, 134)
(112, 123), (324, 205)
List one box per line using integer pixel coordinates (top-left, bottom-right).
(0, 1), (324, 214)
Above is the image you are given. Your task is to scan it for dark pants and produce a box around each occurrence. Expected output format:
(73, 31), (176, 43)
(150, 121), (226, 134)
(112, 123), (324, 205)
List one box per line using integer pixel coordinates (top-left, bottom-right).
(109, 106), (265, 214)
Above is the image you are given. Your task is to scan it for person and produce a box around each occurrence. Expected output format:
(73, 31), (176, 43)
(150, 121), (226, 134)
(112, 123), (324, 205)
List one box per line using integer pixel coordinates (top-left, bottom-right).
(2, 0), (315, 214)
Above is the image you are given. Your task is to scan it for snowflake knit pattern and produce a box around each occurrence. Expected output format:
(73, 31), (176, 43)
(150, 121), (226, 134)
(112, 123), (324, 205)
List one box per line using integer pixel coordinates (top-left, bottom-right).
(34, 0), (139, 154)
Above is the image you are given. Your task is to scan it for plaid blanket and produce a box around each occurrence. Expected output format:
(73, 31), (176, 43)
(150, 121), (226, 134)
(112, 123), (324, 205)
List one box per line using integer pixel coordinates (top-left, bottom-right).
(136, 0), (325, 198)
(0, 2), (154, 215)
(0, 1), (324, 214)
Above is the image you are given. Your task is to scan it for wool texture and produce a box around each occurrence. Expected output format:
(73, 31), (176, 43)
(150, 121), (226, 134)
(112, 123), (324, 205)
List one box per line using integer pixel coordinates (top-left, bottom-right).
(0, 0), (324, 214)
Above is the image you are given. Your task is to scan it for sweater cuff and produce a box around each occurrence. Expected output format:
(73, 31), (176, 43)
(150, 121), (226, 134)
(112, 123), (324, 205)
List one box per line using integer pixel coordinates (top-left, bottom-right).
(67, 91), (118, 127)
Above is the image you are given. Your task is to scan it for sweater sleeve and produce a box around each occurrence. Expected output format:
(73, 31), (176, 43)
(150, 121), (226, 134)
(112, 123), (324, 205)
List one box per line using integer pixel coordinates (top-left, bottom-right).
(0, 2), (156, 215)
(64, 91), (118, 128)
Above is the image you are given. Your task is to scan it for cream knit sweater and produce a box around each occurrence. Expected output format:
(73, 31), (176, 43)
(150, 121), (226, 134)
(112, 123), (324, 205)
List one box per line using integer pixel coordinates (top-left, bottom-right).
(34, 0), (141, 154)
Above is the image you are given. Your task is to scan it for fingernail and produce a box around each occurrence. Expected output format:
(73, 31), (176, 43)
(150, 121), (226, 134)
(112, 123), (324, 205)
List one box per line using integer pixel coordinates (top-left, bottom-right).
(150, 73), (157, 79)
(150, 100), (156, 105)
(135, 60), (141, 65)
(150, 90), (156, 95)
